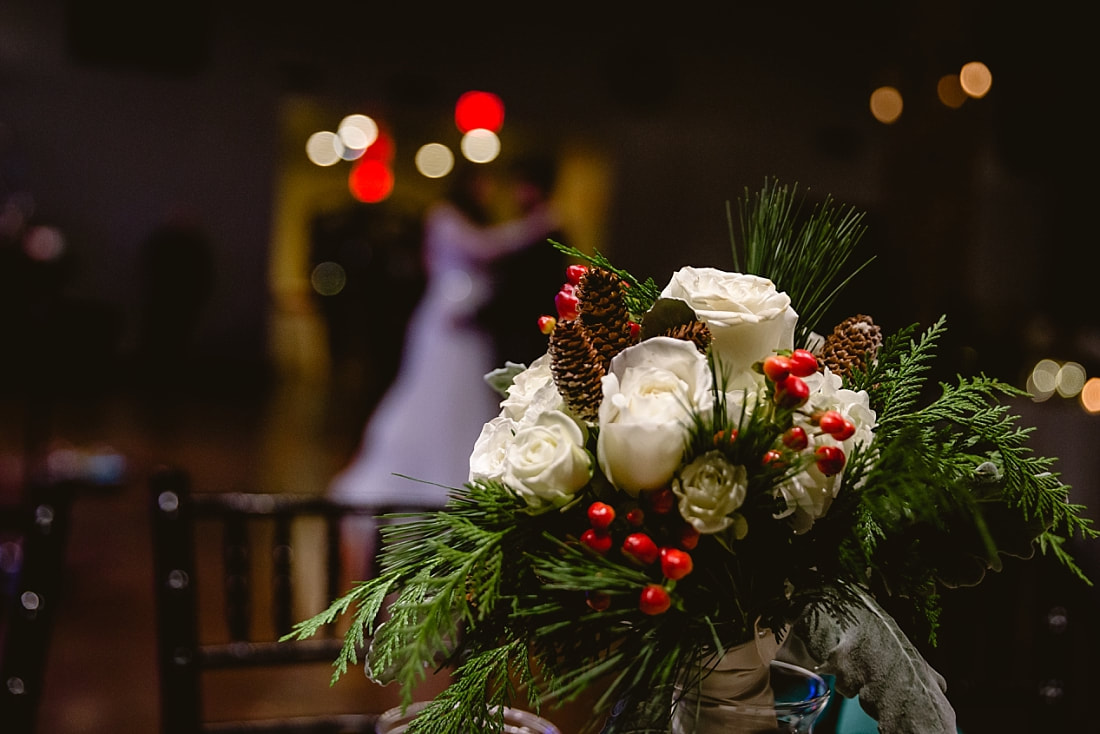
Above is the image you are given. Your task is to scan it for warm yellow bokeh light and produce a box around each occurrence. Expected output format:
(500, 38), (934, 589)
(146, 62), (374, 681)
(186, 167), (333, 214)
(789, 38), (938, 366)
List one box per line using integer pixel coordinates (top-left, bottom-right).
(311, 261), (347, 296)
(1056, 362), (1088, 398)
(305, 131), (343, 166)
(1080, 378), (1100, 413)
(1029, 358), (1061, 401)
(869, 86), (903, 124)
(415, 143), (455, 178)
(937, 74), (968, 109)
(960, 61), (993, 98)
(338, 114), (379, 151)
(460, 128), (501, 163)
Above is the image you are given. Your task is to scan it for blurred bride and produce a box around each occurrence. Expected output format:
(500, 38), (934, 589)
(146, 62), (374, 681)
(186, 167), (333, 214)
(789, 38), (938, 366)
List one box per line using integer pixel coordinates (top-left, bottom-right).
(328, 161), (560, 578)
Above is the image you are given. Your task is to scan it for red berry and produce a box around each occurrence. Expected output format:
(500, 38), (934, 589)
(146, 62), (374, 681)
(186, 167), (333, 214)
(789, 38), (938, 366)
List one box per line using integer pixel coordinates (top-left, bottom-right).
(713, 428), (738, 446)
(788, 349), (819, 377)
(555, 288), (579, 321)
(626, 508), (645, 527)
(782, 426), (808, 450)
(762, 449), (785, 468)
(537, 315), (557, 335)
(660, 547), (694, 580)
(774, 375), (810, 408)
(622, 533), (659, 565)
(581, 528), (612, 554)
(762, 355), (792, 382)
(565, 264), (588, 285)
(818, 410), (855, 441)
(647, 487), (675, 515)
(639, 584), (671, 615)
(587, 502), (615, 530)
(629, 321), (641, 339)
(679, 523), (700, 550)
(815, 445), (846, 476)
(586, 591), (611, 611)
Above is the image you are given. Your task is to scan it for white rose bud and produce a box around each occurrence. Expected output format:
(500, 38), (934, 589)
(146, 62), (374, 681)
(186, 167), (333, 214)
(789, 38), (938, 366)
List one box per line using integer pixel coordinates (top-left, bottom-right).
(469, 415), (519, 484)
(503, 410), (593, 510)
(597, 337), (714, 495)
(673, 450), (749, 534)
(499, 353), (565, 424)
(659, 267), (798, 382)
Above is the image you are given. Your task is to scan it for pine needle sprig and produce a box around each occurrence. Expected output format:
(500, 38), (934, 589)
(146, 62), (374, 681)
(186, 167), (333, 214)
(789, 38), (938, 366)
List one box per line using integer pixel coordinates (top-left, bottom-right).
(551, 240), (661, 319)
(729, 178), (873, 344)
(403, 637), (533, 734)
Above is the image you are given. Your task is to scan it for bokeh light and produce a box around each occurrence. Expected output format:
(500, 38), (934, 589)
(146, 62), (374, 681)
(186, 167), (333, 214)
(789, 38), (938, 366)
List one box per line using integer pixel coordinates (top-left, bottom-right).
(361, 128), (395, 162)
(869, 86), (903, 124)
(338, 114), (379, 151)
(348, 159), (394, 202)
(415, 143), (455, 178)
(1028, 358), (1061, 401)
(1055, 361), (1087, 398)
(306, 131), (343, 166)
(23, 225), (66, 262)
(1080, 378), (1100, 414)
(460, 129), (501, 163)
(960, 61), (993, 98)
(454, 91), (505, 133)
(311, 261), (347, 296)
(937, 74), (968, 109)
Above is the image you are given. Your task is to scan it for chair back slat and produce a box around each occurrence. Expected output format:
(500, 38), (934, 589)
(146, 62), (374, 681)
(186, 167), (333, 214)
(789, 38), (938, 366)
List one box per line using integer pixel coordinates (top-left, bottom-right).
(150, 468), (203, 734)
(222, 514), (250, 642)
(149, 466), (384, 734)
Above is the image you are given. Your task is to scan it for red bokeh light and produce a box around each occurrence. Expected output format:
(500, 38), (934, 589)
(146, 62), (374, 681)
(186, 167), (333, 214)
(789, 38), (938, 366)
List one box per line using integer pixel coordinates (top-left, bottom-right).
(360, 127), (395, 161)
(348, 159), (394, 203)
(454, 90), (505, 133)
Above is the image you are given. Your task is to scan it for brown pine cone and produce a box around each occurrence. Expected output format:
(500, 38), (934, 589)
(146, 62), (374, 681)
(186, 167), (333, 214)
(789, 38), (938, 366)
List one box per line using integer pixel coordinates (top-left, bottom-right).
(661, 320), (712, 354)
(576, 267), (636, 369)
(820, 314), (883, 379)
(549, 320), (606, 423)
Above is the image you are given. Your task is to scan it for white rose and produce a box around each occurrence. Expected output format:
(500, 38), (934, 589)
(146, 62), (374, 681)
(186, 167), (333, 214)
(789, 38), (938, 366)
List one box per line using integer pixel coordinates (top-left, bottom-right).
(659, 267), (798, 381)
(503, 410), (593, 510)
(673, 451), (748, 534)
(774, 368), (878, 532)
(469, 415), (518, 484)
(597, 337), (714, 495)
(499, 353), (565, 425)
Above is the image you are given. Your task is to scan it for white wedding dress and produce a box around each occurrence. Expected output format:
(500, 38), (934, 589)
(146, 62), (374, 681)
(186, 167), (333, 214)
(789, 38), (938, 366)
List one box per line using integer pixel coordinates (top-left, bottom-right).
(328, 200), (557, 562)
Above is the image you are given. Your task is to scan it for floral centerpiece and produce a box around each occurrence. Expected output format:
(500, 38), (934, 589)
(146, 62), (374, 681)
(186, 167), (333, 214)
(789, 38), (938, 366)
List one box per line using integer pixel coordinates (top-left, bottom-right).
(288, 181), (1096, 733)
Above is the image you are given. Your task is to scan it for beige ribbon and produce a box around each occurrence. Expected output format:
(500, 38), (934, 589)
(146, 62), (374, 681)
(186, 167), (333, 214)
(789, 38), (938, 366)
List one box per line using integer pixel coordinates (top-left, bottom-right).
(670, 625), (781, 733)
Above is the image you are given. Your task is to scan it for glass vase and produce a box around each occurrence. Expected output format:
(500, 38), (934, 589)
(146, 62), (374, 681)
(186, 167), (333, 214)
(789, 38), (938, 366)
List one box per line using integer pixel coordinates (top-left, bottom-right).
(376, 701), (562, 733)
(670, 660), (831, 733)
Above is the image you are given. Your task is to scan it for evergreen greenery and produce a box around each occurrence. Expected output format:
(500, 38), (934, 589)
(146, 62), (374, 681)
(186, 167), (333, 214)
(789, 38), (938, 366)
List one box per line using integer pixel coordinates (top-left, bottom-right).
(284, 182), (1096, 734)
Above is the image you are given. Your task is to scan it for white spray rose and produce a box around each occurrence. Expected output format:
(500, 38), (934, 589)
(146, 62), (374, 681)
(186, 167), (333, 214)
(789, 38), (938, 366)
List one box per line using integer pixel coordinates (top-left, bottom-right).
(469, 415), (518, 484)
(659, 267), (798, 382)
(673, 450), (749, 534)
(775, 368), (877, 532)
(499, 353), (565, 424)
(597, 337), (714, 495)
(503, 410), (593, 510)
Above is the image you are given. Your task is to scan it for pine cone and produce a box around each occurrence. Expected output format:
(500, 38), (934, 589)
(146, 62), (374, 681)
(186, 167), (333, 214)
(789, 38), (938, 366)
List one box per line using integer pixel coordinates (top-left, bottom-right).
(549, 320), (605, 423)
(576, 267), (636, 369)
(661, 320), (712, 354)
(820, 314), (883, 379)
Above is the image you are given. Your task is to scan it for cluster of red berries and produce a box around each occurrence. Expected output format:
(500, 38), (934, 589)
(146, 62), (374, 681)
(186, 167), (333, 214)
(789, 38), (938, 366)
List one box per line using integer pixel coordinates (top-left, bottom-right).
(579, 492), (699, 616)
(759, 350), (854, 477)
(536, 264), (589, 334)
(536, 264), (641, 339)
